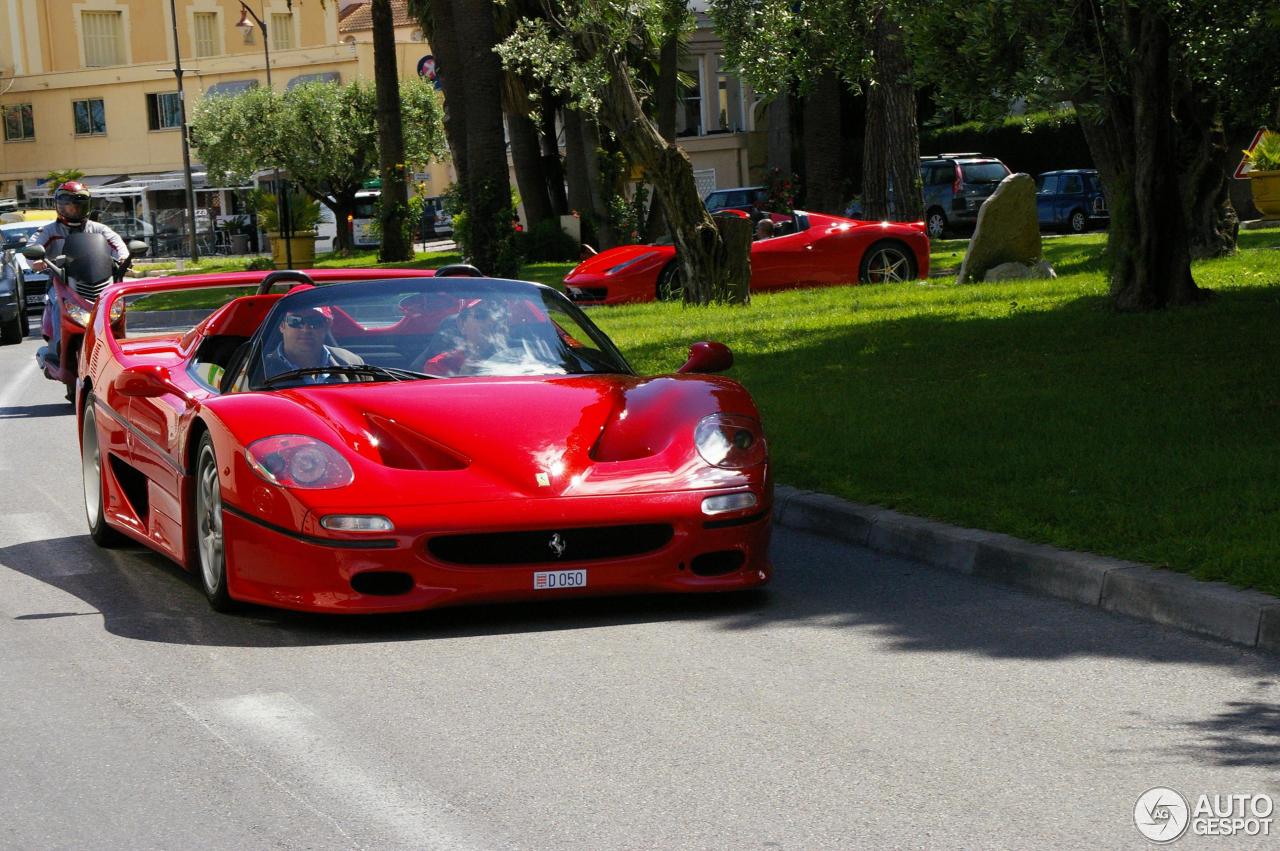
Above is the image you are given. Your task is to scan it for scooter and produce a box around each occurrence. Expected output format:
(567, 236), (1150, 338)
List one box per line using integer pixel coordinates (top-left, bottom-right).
(22, 232), (147, 402)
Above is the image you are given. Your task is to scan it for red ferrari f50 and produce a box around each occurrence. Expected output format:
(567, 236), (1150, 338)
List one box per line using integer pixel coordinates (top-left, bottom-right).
(563, 211), (930, 305)
(77, 269), (771, 613)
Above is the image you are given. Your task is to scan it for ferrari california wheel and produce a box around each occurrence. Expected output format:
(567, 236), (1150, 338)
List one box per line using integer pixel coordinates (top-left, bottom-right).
(926, 208), (947, 239)
(859, 242), (917, 284)
(81, 401), (124, 547)
(195, 433), (235, 612)
(656, 263), (683, 301)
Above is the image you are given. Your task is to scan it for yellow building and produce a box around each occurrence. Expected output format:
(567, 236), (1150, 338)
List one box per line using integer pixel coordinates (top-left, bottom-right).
(0, 0), (762, 237)
(0, 0), (450, 233)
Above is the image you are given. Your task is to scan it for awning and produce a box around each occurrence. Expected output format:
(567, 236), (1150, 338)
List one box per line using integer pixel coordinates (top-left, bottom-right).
(286, 71), (340, 89)
(204, 79), (259, 97)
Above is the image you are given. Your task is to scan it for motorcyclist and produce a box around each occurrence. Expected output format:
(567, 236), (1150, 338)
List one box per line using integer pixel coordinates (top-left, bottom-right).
(27, 181), (129, 367)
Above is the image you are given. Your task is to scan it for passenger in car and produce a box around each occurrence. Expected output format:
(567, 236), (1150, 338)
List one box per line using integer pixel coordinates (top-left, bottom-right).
(262, 305), (364, 382)
(423, 301), (509, 376)
(754, 218), (776, 241)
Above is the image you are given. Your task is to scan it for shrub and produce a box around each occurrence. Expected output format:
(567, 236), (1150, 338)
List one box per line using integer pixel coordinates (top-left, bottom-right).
(244, 255), (275, 271)
(517, 219), (580, 262)
(1245, 130), (1280, 172)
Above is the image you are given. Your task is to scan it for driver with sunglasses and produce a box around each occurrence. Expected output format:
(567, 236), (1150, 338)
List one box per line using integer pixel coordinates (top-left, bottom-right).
(262, 305), (363, 383)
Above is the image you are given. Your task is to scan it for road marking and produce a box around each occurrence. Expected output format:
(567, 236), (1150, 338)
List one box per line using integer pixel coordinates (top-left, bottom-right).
(184, 693), (502, 851)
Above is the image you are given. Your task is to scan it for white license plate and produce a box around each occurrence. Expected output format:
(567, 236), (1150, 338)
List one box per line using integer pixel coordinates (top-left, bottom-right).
(533, 569), (587, 590)
(25, 294), (43, 305)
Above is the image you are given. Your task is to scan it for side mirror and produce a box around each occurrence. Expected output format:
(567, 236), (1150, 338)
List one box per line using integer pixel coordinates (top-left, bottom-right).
(127, 240), (149, 257)
(20, 244), (45, 261)
(113, 365), (171, 398)
(677, 341), (734, 374)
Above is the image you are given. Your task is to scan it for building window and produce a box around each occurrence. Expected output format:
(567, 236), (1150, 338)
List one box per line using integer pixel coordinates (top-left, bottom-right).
(146, 92), (183, 131)
(2, 104), (35, 141)
(73, 99), (107, 136)
(82, 10), (125, 67)
(676, 56), (703, 138)
(193, 12), (219, 57)
(714, 56), (745, 133)
(270, 13), (294, 51)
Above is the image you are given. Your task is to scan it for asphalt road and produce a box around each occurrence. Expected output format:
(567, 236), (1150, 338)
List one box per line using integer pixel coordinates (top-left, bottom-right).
(1, 332), (1277, 850)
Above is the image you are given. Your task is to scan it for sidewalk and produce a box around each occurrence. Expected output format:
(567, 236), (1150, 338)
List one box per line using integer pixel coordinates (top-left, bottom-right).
(773, 485), (1280, 655)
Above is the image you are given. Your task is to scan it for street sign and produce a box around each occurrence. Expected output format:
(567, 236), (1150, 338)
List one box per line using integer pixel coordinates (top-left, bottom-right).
(1234, 128), (1268, 179)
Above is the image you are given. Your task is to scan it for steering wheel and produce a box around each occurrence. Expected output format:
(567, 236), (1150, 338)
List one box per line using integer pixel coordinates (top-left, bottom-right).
(255, 269), (317, 295)
(434, 263), (484, 278)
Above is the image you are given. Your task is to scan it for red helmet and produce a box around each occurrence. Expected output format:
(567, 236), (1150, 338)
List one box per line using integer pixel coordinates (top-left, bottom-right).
(54, 180), (91, 226)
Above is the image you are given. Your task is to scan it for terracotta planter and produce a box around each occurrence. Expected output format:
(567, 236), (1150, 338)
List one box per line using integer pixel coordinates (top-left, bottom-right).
(1248, 170), (1280, 219)
(267, 231), (318, 269)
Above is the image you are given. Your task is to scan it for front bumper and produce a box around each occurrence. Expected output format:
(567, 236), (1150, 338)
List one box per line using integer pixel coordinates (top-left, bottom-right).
(221, 489), (773, 613)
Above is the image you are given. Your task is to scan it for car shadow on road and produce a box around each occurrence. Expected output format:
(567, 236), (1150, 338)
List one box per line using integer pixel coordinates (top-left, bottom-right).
(0, 534), (772, 648)
(0, 403), (73, 419)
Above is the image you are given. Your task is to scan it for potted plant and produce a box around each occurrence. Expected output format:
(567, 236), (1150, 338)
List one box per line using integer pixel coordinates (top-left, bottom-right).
(1244, 130), (1280, 220)
(253, 189), (323, 268)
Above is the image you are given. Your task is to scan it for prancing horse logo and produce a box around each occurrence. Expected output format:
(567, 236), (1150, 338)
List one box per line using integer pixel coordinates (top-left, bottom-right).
(548, 533), (567, 558)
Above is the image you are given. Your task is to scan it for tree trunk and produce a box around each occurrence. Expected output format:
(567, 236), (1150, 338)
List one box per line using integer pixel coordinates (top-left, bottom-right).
(862, 9), (922, 222)
(579, 116), (618, 249)
(372, 0), (412, 261)
(766, 93), (793, 175)
(421, 0), (469, 195)
(563, 108), (597, 247)
(508, 110), (555, 230)
(539, 92), (568, 215)
(1078, 8), (1204, 310)
(643, 22), (679, 243)
(452, 0), (517, 277)
(1174, 77), (1238, 259)
(802, 72), (844, 214)
(593, 48), (748, 304)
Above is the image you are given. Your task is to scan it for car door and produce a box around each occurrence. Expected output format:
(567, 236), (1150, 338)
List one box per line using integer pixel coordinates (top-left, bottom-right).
(750, 222), (820, 290)
(1036, 174), (1061, 226)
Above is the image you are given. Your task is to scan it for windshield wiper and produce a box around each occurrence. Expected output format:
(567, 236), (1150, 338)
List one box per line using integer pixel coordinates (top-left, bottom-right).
(262, 364), (436, 387)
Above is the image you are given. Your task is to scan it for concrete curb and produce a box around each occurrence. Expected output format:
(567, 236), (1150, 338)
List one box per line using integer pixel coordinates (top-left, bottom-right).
(774, 485), (1280, 655)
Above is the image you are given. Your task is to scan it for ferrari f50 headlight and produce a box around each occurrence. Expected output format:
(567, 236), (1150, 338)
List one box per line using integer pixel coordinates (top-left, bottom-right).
(694, 414), (766, 469)
(246, 435), (355, 489)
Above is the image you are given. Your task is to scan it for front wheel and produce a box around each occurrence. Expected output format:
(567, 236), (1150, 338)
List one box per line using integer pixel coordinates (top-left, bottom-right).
(656, 262), (683, 302)
(194, 433), (236, 612)
(859, 242), (917, 284)
(82, 401), (125, 547)
(1068, 209), (1087, 234)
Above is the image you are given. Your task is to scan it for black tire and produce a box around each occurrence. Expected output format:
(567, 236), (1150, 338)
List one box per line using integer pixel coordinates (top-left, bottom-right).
(925, 208), (948, 239)
(656, 262), (683, 301)
(81, 401), (126, 547)
(194, 433), (236, 612)
(0, 312), (19, 345)
(859, 241), (918, 284)
(1068, 209), (1087, 234)
(17, 274), (29, 337)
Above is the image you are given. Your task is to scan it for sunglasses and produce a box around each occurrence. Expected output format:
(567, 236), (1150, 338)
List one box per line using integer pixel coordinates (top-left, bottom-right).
(284, 314), (328, 329)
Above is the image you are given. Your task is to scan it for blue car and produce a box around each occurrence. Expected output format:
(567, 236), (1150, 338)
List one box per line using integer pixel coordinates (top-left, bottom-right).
(1036, 169), (1109, 233)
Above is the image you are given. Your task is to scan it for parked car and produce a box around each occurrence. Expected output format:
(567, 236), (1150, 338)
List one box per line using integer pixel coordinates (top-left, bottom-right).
(0, 221), (49, 339)
(564, 210), (930, 305)
(920, 154), (1012, 238)
(96, 214), (156, 241)
(704, 186), (766, 215)
(1036, 169), (1109, 233)
(76, 268), (772, 613)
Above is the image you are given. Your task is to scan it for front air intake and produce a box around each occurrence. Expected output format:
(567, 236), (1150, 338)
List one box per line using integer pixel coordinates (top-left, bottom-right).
(690, 551), (744, 577)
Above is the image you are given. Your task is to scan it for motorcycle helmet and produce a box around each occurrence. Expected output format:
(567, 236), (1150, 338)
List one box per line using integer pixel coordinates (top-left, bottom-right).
(54, 181), (91, 227)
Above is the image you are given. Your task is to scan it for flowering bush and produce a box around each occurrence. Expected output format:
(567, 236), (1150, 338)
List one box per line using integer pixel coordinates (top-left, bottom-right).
(763, 167), (800, 213)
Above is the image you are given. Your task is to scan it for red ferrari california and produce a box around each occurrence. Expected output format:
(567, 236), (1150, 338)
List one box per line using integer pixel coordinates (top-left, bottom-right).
(563, 210), (930, 305)
(76, 268), (772, 613)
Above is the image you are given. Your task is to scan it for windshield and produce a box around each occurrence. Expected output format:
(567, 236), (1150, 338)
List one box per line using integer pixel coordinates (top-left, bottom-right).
(1, 225), (39, 250)
(243, 278), (634, 390)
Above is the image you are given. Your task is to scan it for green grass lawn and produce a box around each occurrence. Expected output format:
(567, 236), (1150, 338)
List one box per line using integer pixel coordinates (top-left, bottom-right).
(589, 227), (1280, 596)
